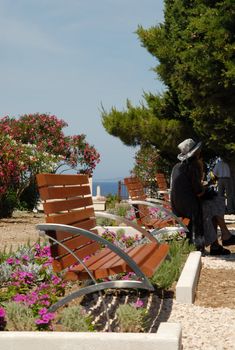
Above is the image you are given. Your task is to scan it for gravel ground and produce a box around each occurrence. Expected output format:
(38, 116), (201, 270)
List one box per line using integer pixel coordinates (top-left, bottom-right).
(168, 222), (235, 350)
(0, 212), (235, 349)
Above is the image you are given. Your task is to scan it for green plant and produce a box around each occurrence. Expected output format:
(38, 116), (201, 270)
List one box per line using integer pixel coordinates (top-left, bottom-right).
(0, 190), (18, 218)
(19, 180), (39, 211)
(105, 194), (119, 209)
(96, 217), (114, 226)
(4, 302), (37, 331)
(95, 203), (131, 227)
(59, 305), (94, 332)
(151, 239), (195, 289)
(116, 303), (148, 332)
(115, 204), (130, 217)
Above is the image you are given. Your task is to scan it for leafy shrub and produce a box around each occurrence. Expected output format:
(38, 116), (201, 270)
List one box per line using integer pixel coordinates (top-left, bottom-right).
(105, 194), (119, 209)
(19, 180), (39, 211)
(0, 190), (18, 218)
(4, 302), (36, 331)
(59, 306), (94, 332)
(0, 242), (65, 330)
(151, 239), (195, 289)
(116, 302), (149, 332)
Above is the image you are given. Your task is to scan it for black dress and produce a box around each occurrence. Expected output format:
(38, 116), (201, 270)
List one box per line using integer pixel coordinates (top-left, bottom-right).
(170, 159), (204, 248)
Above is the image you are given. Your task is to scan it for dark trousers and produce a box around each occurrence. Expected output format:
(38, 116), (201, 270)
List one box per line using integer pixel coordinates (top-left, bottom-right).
(218, 178), (234, 214)
(186, 203), (205, 251)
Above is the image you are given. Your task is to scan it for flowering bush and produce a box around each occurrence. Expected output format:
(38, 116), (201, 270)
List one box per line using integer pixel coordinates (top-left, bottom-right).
(0, 114), (100, 217)
(116, 300), (149, 332)
(0, 226), (192, 331)
(131, 145), (170, 196)
(99, 228), (141, 250)
(0, 234), (147, 331)
(131, 145), (160, 195)
(0, 242), (66, 330)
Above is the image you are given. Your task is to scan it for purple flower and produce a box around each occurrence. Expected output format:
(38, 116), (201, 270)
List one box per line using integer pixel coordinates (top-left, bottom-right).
(35, 318), (47, 325)
(0, 307), (6, 331)
(6, 257), (15, 265)
(13, 294), (27, 302)
(38, 308), (47, 316)
(122, 272), (135, 280)
(39, 294), (49, 300)
(51, 275), (61, 285)
(0, 308), (5, 318)
(133, 299), (144, 308)
(22, 255), (30, 261)
(82, 255), (91, 263)
(36, 309), (55, 326)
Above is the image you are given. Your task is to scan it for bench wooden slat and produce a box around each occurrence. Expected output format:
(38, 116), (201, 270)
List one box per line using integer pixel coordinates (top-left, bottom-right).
(102, 243), (157, 269)
(68, 244), (152, 274)
(45, 207), (95, 225)
(64, 248), (114, 280)
(66, 242), (168, 280)
(37, 173), (89, 186)
(140, 243), (169, 276)
(44, 220), (97, 241)
(43, 196), (93, 214)
(39, 185), (91, 200)
(53, 241), (101, 272)
(50, 235), (94, 257)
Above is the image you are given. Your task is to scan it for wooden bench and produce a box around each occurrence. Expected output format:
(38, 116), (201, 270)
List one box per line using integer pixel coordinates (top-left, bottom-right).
(155, 172), (171, 202)
(36, 173), (169, 312)
(124, 176), (189, 231)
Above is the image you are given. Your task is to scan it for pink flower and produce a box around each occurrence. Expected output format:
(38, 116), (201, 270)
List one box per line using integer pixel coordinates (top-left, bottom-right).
(51, 275), (61, 285)
(0, 308), (5, 318)
(133, 299), (144, 308)
(22, 255), (30, 261)
(6, 257), (14, 264)
(38, 308), (47, 316)
(35, 309), (55, 326)
(13, 294), (27, 302)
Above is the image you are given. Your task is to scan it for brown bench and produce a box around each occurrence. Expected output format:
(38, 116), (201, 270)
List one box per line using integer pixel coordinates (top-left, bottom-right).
(36, 173), (169, 312)
(124, 176), (189, 231)
(155, 172), (171, 202)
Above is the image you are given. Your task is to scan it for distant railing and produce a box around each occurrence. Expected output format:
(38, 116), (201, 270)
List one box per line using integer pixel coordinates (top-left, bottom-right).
(118, 180), (129, 201)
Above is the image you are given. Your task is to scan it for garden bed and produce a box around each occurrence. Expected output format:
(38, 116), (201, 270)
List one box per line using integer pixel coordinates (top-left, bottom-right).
(0, 211), (191, 333)
(1, 211), (235, 349)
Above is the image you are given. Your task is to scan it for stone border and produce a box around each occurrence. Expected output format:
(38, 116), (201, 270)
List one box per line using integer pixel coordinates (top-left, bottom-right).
(0, 323), (182, 350)
(176, 251), (202, 304)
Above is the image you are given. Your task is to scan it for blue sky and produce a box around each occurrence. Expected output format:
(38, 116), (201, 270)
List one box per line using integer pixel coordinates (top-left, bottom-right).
(0, 0), (164, 181)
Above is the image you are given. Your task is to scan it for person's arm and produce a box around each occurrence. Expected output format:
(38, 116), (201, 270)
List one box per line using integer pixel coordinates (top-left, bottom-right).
(191, 163), (205, 197)
(212, 163), (219, 179)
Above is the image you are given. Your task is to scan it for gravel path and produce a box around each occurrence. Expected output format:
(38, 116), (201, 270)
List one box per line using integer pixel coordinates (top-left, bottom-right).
(168, 302), (235, 349)
(168, 224), (235, 350)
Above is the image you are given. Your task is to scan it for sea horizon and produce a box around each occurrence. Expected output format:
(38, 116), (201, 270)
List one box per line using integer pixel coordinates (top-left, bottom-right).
(92, 180), (129, 199)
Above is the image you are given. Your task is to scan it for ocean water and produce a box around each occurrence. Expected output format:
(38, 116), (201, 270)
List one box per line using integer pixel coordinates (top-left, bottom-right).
(92, 181), (119, 196)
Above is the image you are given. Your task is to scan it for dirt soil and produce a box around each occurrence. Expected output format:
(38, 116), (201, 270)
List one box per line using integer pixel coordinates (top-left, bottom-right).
(0, 211), (235, 310)
(195, 267), (235, 309)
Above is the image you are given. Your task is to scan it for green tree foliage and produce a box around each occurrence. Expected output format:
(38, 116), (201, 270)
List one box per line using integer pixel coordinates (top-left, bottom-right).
(102, 0), (235, 162)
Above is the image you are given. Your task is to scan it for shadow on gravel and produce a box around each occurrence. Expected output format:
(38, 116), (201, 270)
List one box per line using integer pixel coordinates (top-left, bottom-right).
(81, 289), (174, 332)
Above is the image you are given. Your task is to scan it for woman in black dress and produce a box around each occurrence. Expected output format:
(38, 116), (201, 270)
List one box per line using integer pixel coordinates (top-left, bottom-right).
(171, 138), (235, 255)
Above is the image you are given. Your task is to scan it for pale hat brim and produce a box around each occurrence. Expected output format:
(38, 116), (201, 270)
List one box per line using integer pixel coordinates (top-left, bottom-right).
(177, 141), (202, 161)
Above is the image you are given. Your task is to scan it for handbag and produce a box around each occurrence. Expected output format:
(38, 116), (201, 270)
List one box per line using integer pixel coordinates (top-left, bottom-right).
(201, 186), (217, 200)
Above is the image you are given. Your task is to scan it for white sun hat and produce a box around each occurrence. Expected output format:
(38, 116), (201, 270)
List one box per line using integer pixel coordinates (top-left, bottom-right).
(177, 138), (202, 161)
